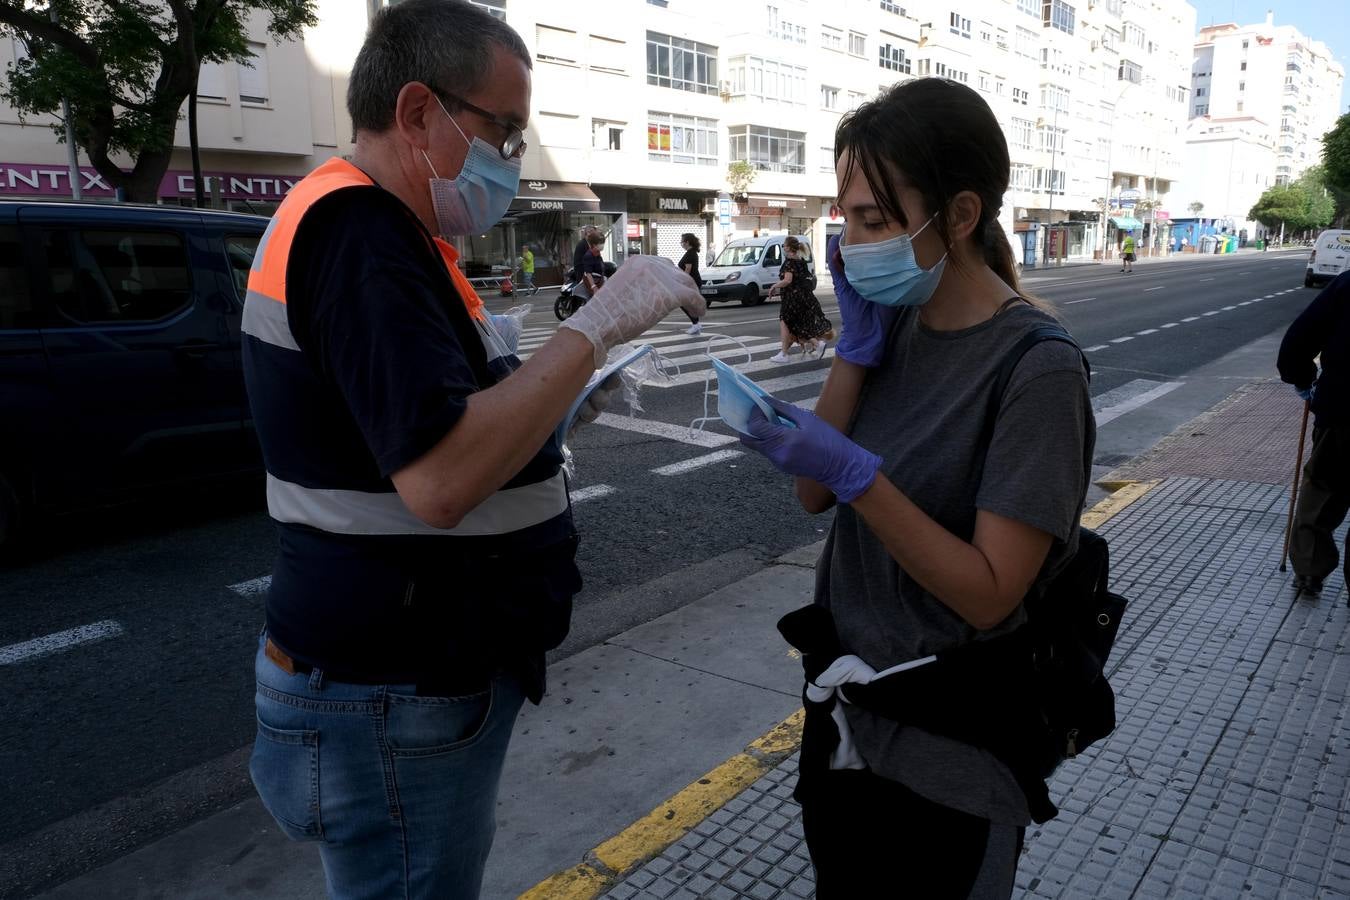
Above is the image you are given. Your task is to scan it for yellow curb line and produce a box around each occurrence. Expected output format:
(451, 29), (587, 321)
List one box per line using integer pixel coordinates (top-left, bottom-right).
(522, 481), (1161, 899)
(519, 710), (804, 899)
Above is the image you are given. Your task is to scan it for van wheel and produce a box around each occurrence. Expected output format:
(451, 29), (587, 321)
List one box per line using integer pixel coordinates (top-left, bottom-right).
(1305, 274), (1315, 288)
(740, 285), (763, 307)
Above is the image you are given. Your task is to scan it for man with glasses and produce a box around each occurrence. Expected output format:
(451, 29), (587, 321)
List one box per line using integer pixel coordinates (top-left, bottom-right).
(240, 2), (703, 897)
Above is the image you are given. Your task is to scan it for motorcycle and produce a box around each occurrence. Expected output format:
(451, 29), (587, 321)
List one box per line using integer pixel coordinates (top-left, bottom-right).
(553, 261), (616, 321)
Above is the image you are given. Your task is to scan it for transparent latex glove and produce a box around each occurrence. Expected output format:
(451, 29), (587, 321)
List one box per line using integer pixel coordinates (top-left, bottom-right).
(559, 255), (706, 366)
(567, 373), (622, 440)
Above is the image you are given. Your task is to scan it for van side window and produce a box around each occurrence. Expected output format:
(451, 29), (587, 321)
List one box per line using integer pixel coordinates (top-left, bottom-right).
(764, 244), (783, 266)
(225, 235), (261, 301)
(0, 226), (39, 329)
(43, 229), (192, 323)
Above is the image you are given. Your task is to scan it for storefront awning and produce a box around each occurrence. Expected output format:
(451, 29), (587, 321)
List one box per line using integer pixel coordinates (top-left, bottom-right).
(511, 181), (601, 212)
(1109, 216), (1143, 231)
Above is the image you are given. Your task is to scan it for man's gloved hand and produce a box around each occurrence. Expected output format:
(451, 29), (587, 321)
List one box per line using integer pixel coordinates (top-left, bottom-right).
(739, 396), (881, 503)
(560, 256), (705, 367)
(829, 232), (899, 368)
(1297, 383), (1317, 403)
(566, 373), (622, 440)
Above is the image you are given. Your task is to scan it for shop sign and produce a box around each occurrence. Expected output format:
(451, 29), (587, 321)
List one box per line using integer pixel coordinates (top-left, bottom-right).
(0, 161), (301, 199)
(658, 196), (691, 211)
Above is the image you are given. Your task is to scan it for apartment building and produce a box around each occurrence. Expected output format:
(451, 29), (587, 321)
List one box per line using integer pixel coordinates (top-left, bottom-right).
(1185, 14), (1345, 239)
(0, 0), (1198, 277)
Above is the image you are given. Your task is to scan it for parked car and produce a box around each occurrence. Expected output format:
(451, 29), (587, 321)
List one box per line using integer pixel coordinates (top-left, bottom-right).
(1306, 229), (1350, 288)
(698, 235), (816, 307)
(0, 200), (269, 552)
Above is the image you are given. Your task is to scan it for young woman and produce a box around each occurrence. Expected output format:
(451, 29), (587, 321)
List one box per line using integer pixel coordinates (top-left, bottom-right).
(680, 233), (705, 335)
(768, 235), (833, 362)
(739, 78), (1094, 898)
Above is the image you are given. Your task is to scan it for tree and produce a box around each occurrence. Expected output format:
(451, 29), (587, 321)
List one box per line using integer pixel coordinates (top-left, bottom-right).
(1188, 201), (1204, 216)
(1295, 166), (1335, 232)
(1250, 182), (1309, 233)
(0, 0), (317, 203)
(1323, 113), (1350, 197)
(727, 160), (756, 200)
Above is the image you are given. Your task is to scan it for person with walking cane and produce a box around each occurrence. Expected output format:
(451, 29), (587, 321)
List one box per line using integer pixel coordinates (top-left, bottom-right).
(1278, 270), (1350, 600)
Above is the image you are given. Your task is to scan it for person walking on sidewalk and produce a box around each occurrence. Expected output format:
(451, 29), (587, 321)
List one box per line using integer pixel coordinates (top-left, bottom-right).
(240, 4), (703, 897)
(768, 235), (833, 362)
(1278, 270), (1350, 598)
(680, 233), (705, 335)
(737, 78), (1094, 898)
(1120, 232), (1136, 273)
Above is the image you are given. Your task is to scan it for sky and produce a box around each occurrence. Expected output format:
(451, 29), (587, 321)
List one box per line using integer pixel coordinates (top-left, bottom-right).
(1189, 0), (1350, 114)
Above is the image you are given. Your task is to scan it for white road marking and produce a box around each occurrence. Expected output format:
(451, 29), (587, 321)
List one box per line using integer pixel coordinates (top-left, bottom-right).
(1065, 297), (1095, 304)
(571, 484), (616, 503)
(1249, 298), (1262, 302)
(660, 340), (783, 364)
(1181, 316), (1200, 322)
(753, 368), (831, 394)
(1221, 305), (1237, 311)
(651, 449), (745, 476)
(1161, 322), (1179, 328)
(1135, 328), (1159, 336)
(0, 621), (124, 665)
(1109, 336), (1134, 343)
(1238, 301), (1253, 306)
(1093, 380), (1185, 427)
(1084, 344), (1109, 352)
(592, 412), (738, 448)
(1144, 286), (1164, 292)
(1265, 294), (1275, 298)
(230, 576), (271, 598)
(1200, 277), (1214, 282)
(1202, 311), (1220, 316)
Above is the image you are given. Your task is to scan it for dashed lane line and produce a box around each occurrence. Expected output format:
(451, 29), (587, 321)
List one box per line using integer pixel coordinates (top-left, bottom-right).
(1065, 298), (1095, 305)
(1084, 344), (1109, 352)
(1182, 316), (1201, 322)
(0, 621), (124, 665)
(1144, 286), (1164, 292)
(1161, 323), (1179, 328)
(651, 449), (745, 476)
(1135, 329), (1159, 336)
(1202, 311), (1220, 316)
(1109, 336), (1135, 343)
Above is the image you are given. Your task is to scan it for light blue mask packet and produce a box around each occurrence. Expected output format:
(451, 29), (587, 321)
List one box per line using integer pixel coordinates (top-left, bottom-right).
(710, 357), (797, 434)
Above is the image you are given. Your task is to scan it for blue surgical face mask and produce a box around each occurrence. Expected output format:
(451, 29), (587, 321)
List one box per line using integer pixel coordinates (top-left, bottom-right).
(422, 97), (521, 237)
(710, 357), (796, 435)
(838, 214), (947, 307)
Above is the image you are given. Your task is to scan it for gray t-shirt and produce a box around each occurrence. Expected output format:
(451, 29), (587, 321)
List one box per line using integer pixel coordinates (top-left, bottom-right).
(816, 299), (1095, 826)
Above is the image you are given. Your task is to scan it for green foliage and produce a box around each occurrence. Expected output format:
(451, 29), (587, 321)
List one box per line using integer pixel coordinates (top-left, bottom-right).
(1249, 168), (1337, 232)
(727, 160), (756, 198)
(0, 0), (317, 200)
(1323, 114), (1350, 196)
(1187, 201), (1204, 215)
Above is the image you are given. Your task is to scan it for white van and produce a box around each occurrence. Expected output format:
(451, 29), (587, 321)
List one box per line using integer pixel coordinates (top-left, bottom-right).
(1306, 229), (1350, 288)
(698, 235), (816, 307)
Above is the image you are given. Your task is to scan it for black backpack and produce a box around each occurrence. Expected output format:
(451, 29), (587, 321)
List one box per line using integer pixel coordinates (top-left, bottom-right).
(983, 323), (1126, 782)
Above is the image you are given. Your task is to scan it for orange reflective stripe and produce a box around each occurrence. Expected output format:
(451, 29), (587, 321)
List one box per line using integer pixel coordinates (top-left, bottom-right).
(246, 158), (373, 304)
(433, 237), (487, 322)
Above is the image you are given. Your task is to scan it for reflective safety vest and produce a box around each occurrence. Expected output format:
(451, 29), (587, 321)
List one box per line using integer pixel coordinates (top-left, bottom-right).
(241, 158), (574, 675)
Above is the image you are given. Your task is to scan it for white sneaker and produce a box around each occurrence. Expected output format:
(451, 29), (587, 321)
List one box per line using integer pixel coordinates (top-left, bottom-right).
(770, 351), (791, 364)
(686, 323), (702, 335)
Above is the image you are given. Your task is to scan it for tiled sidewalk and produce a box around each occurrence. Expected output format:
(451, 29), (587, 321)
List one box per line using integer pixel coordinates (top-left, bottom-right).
(603, 476), (1350, 899)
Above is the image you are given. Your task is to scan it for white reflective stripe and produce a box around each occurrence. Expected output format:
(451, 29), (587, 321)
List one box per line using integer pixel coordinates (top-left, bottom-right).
(242, 290), (300, 351)
(266, 470), (569, 536)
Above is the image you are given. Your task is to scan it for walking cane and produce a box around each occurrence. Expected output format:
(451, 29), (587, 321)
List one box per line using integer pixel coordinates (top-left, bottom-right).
(1280, 400), (1312, 573)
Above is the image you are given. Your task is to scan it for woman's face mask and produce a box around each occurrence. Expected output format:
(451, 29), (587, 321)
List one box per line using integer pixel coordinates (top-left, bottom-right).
(838, 213), (947, 308)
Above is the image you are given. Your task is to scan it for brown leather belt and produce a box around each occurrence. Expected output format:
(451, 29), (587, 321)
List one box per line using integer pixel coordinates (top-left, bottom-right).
(265, 636), (309, 676)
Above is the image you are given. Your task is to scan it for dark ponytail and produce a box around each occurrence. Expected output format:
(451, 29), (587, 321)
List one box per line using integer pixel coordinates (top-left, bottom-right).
(836, 78), (1045, 309)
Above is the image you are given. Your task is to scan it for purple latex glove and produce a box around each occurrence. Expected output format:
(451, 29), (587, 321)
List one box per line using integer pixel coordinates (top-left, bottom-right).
(739, 395), (882, 503)
(829, 232), (900, 368)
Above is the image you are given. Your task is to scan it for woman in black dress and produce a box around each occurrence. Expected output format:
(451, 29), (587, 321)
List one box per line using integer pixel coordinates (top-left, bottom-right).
(769, 236), (833, 362)
(680, 233), (704, 335)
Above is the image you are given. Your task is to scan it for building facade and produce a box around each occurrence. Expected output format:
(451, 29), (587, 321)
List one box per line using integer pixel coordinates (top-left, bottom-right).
(0, 0), (1201, 277)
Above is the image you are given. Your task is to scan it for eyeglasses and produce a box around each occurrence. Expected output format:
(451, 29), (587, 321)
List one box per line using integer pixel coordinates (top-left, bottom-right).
(435, 89), (527, 160)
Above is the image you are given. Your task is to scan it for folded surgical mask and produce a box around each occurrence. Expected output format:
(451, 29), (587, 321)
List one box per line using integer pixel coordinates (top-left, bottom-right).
(709, 357), (796, 435)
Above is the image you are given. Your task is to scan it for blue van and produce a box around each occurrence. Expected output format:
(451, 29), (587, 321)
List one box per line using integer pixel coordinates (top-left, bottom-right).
(0, 201), (269, 551)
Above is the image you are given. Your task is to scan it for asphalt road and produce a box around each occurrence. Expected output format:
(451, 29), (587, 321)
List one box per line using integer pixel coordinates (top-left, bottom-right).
(0, 248), (1314, 897)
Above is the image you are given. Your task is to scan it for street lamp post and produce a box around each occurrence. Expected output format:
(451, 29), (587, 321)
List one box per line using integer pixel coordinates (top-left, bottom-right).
(1046, 103), (1061, 264)
(1101, 80), (1135, 262)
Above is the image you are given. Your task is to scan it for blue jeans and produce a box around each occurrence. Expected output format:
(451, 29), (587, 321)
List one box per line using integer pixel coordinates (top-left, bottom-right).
(250, 636), (525, 899)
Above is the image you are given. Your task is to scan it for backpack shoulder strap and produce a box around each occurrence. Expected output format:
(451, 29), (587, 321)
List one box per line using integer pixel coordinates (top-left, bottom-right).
(983, 322), (1089, 442)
